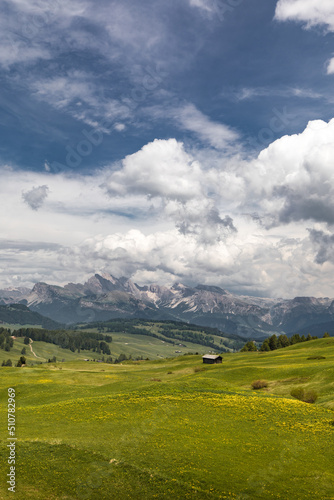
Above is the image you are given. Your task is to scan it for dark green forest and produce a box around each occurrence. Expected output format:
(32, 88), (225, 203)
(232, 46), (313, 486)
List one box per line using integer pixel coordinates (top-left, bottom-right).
(14, 328), (112, 355)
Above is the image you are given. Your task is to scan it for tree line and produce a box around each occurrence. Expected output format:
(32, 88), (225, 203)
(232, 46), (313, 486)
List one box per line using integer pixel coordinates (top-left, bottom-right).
(240, 332), (330, 352)
(159, 328), (220, 351)
(14, 328), (112, 355)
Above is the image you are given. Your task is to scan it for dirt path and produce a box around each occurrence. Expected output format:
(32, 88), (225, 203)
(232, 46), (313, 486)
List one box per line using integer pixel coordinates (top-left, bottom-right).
(29, 339), (46, 360)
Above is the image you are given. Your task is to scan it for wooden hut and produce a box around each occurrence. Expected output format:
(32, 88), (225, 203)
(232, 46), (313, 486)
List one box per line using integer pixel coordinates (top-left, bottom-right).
(202, 354), (222, 364)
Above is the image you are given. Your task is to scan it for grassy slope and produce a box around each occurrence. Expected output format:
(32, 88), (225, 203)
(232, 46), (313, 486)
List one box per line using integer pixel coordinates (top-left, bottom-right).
(86, 321), (230, 355)
(0, 326), (217, 367)
(0, 339), (333, 499)
(0, 337), (98, 365)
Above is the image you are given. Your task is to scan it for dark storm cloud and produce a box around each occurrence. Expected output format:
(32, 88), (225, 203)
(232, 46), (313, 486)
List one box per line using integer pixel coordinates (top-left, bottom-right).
(22, 185), (49, 210)
(276, 188), (334, 225)
(308, 229), (334, 265)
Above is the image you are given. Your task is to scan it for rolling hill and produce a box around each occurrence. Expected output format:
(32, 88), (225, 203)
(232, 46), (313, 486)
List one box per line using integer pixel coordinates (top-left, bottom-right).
(0, 304), (62, 329)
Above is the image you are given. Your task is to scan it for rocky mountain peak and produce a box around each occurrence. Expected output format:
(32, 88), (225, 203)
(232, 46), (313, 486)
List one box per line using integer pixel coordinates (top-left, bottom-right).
(97, 272), (118, 284)
(195, 284), (229, 295)
(83, 273), (124, 295)
(0, 286), (31, 305)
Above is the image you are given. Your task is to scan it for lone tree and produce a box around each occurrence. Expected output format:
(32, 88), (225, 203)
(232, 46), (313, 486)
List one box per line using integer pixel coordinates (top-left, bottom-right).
(16, 356), (26, 367)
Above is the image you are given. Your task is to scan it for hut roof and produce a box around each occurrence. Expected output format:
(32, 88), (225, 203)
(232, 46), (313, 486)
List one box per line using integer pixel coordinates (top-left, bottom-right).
(202, 354), (221, 359)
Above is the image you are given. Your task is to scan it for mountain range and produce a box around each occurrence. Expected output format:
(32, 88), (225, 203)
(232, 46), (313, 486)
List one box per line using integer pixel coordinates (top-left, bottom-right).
(1, 273), (334, 339)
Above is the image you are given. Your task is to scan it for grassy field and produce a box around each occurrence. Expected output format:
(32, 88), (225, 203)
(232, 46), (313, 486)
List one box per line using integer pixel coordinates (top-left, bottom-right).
(83, 321), (235, 356)
(0, 338), (334, 499)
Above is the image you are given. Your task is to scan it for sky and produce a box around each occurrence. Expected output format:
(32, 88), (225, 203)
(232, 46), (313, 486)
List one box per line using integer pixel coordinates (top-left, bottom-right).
(1, 0), (334, 298)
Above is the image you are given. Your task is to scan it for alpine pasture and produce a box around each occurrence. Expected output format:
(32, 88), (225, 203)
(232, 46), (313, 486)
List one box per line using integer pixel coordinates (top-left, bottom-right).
(1, 338), (334, 499)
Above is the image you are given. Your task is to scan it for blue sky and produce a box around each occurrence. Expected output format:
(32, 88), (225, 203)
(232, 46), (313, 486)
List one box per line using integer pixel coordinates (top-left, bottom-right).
(2, 0), (334, 298)
(1, 0), (333, 170)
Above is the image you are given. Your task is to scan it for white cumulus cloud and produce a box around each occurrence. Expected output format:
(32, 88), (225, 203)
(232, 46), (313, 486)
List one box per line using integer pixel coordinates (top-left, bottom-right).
(102, 138), (204, 201)
(250, 118), (334, 225)
(275, 0), (334, 31)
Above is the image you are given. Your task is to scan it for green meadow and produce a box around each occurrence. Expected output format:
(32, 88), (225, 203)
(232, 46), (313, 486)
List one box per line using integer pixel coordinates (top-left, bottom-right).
(1, 320), (234, 367)
(0, 334), (210, 367)
(1, 338), (334, 499)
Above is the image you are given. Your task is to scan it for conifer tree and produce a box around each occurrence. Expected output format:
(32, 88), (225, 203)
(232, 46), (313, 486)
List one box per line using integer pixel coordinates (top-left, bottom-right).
(268, 334), (278, 350)
(260, 339), (270, 351)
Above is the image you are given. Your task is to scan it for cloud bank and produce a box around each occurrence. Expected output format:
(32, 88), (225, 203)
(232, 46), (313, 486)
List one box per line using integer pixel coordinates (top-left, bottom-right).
(2, 116), (334, 297)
